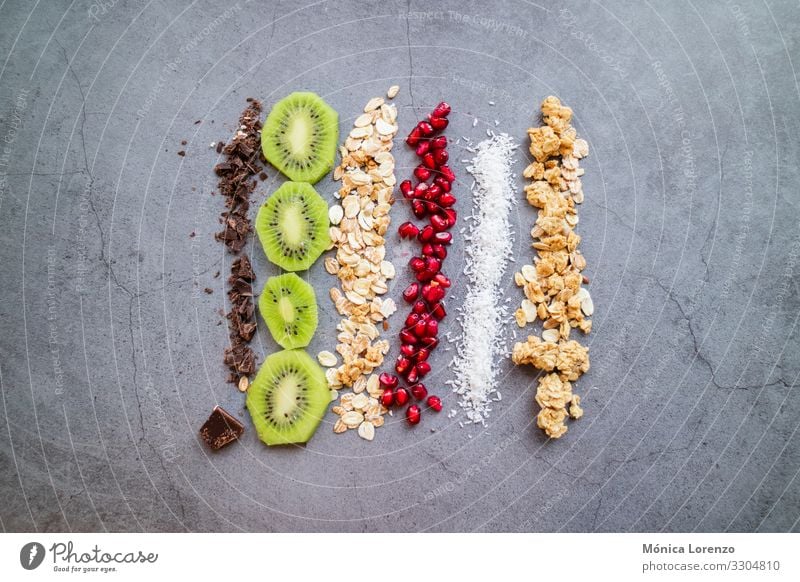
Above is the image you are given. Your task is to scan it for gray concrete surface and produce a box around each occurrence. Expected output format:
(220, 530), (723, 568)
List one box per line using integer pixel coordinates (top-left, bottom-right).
(0, 0), (798, 532)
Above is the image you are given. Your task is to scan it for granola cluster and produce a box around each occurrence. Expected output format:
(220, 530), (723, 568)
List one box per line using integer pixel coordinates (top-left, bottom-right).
(321, 92), (402, 439)
(512, 96), (593, 439)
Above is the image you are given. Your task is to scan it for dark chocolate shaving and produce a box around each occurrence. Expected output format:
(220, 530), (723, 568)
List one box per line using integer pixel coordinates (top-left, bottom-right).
(199, 406), (244, 450)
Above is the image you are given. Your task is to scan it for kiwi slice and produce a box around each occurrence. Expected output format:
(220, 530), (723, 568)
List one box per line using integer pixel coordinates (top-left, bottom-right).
(261, 92), (338, 184)
(259, 273), (318, 349)
(246, 349), (329, 445)
(255, 181), (331, 271)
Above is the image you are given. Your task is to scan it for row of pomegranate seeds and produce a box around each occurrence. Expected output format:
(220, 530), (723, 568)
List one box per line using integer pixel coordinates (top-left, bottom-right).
(385, 101), (455, 426)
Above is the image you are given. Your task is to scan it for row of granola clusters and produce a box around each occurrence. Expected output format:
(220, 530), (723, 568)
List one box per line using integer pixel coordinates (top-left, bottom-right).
(320, 91), (402, 440)
(511, 96), (593, 439)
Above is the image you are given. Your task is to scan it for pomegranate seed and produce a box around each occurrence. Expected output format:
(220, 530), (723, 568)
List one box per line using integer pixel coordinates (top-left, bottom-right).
(400, 344), (416, 357)
(412, 199), (427, 219)
(433, 231), (452, 244)
(422, 152), (437, 169)
(422, 284), (445, 303)
(433, 273), (451, 287)
(425, 257), (441, 274)
(417, 121), (434, 136)
(430, 302), (447, 320)
(409, 256), (426, 272)
(405, 312), (420, 327)
(413, 182), (429, 198)
(399, 179), (413, 198)
(435, 176), (451, 192)
(402, 282), (420, 303)
(395, 355), (412, 375)
(429, 116), (448, 130)
(395, 387), (410, 407)
(398, 221), (419, 239)
(444, 208), (457, 227)
(425, 201), (439, 214)
(423, 337), (439, 350)
(438, 193), (456, 207)
(406, 366), (419, 384)
(399, 329), (417, 345)
(418, 225), (434, 243)
(425, 319), (439, 337)
(440, 165), (455, 182)
(421, 243), (435, 257)
(379, 372), (399, 389)
(426, 395), (442, 412)
(406, 404), (421, 425)
(380, 388), (395, 407)
(414, 165), (431, 181)
(430, 214), (449, 232)
(415, 141), (430, 156)
(427, 184), (442, 199)
(416, 270), (432, 283)
(433, 149), (448, 166)
(410, 383), (428, 400)
(416, 361), (432, 377)
(431, 136), (447, 149)
(413, 321), (427, 338)
(415, 348), (430, 362)
(406, 126), (421, 146)
(412, 300), (427, 315)
(432, 101), (451, 118)
(431, 244), (447, 260)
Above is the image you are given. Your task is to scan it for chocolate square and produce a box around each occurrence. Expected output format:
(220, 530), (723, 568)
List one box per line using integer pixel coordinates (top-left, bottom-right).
(200, 406), (244, 450)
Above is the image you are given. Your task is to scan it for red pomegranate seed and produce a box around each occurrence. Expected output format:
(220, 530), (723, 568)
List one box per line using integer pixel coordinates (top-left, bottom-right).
(415, 141), (430, 156)
(438, 193), (456, 207)
(425, 257), (441, 274)
(412, 300), (427, 315)
(380, 388), (395, 407)
(417, 121), (434, 136)
(422, 337), (439, 351)
(399, 329), (417, 345)
(414, 347), (430, 362)
(435, 176), (451, 192)
(433, 149), (448, 166)
(422, 152), (437, 169)
(402, 282), (420, 303)
(413, 182), (428, 198)
(410, 383), (428, 400)
(412, 199), (427, 219)
(433, 231), (452, 244)
(427, 184), (442, 199)
(406, 366), (419, 384)
(444, 208), (457, 227)
(440, 165), (455, 182)
(431, 244), (447, 260)
(409, 256), (426, 272)
(398, 221), (419, 239)
(421, 243), (435, 257)
(425, 319), (439, 337)
(400, 343), (416, 357)
(429, 116), (448, 130)
(416, 361), (432, 378)
(418, 225), (434, 243)
(405, 312), (420, 327)
(426, 395), (442, 412)
(430, 302), (447, 320)
(422, 284), (445, 303)
(431, 136), (447, 149)
(414, 165), (431, 181)
(430, 214), (449, 232)
(406, 126), (421, 146)
(399, 179), (413, 198)
(433, 273), (451, 288)
(406, 404), (421, 425)
(379, 372), (399, 390)
(413, 320), (427, 338)
(395, 355), (412, 375)
(425, 201), (439, 214)
(432, 102), (451, 118)
(395, 387), (410, 407)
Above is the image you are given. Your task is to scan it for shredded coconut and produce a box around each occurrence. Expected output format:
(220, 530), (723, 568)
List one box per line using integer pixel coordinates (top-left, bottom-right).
(449, 133), (517, 424)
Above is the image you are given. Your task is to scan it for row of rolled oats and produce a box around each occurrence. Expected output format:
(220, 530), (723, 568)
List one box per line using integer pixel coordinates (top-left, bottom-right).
(318, 88), (402, 440)
(511, 96), (593, 439)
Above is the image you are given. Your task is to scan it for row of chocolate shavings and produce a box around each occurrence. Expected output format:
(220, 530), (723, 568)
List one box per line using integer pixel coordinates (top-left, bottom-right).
(214, 99), (264, 382)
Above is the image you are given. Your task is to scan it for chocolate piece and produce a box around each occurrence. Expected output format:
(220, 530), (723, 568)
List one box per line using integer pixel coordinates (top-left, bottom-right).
(177, 150), (186, 157)
(200, 406), (244, 450)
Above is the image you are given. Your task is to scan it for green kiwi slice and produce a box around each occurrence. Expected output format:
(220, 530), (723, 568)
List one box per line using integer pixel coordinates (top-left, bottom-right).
(246, 349), (329, 445)
(259, 273), (318, 349)
(261, 92), (338, 184)
(255, 181), (330, 271)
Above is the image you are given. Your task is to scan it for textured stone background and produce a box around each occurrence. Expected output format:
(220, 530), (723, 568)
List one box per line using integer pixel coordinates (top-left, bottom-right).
(0, 0), (798, 532)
